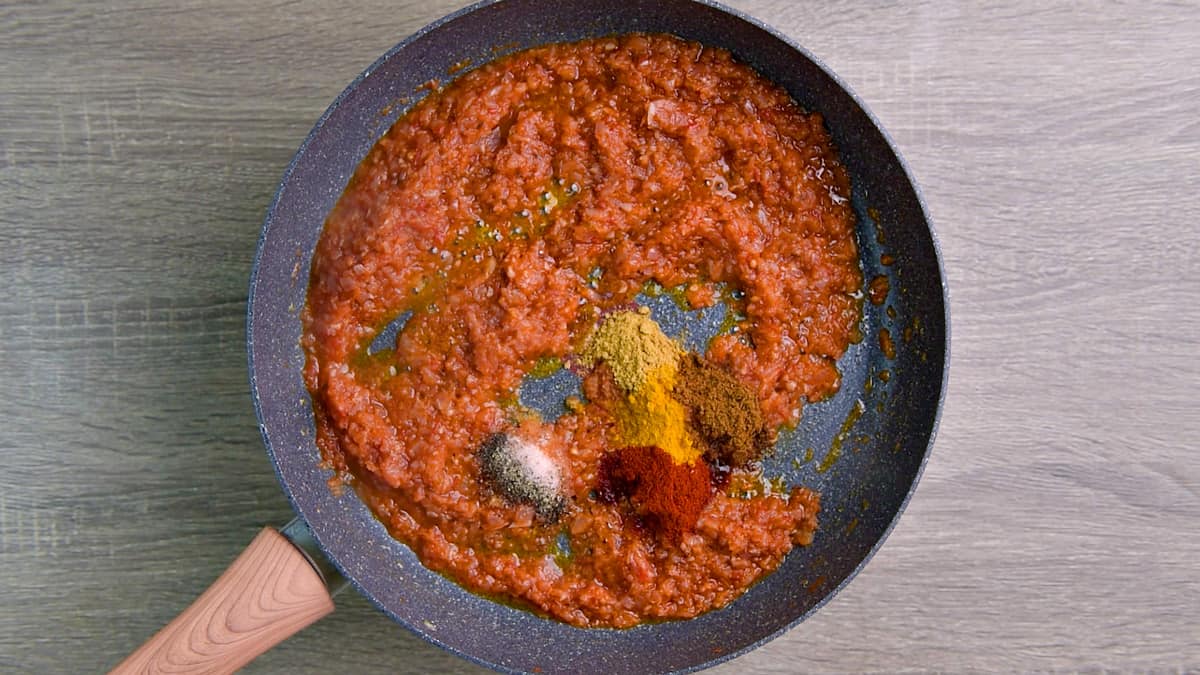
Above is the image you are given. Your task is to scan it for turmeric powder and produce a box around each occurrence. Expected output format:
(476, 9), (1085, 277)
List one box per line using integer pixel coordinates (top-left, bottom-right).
(611, 364), (700, 465)
(581, 308), (700, 464)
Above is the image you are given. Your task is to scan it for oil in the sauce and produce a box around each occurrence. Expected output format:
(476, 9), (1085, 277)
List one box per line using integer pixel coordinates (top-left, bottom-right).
(867, 275), (890, 305)
(879, 328), (896, 359)
(528, 355), (564, 378)
(817, 398), (865, 474)
(641, 279), (693, 312)
(866, 207), (885, 245)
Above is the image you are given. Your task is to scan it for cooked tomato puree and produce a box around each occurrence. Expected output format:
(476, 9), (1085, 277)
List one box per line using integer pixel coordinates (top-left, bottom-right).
(302, 34), (861, 628)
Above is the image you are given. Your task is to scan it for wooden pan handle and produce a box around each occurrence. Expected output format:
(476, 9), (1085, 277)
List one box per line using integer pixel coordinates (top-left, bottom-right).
(110, 527), (335, 674)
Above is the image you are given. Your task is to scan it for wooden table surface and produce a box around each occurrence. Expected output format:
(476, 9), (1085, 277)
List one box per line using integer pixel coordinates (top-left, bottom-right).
(3, 0), (1198, 672)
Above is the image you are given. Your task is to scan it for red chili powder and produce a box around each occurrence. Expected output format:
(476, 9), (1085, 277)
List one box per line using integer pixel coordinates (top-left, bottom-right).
(597, 446), (714, 540)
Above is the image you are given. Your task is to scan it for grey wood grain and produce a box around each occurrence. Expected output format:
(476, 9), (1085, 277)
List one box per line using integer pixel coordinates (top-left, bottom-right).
(2, 0), (1197, 672)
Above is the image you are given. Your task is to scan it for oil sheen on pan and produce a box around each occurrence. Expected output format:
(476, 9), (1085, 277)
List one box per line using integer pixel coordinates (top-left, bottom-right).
(301, 34), (862, 628)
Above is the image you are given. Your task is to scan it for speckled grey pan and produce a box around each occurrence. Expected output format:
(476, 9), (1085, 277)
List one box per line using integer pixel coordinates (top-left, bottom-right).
(248, 0), (948, 672)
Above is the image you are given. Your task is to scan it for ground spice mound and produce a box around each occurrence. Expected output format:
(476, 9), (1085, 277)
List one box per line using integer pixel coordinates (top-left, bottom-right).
(674, 354), (773, 467)
(303, 33), (860, 628)
(477, 433), (565, 522)
(582, 308), (682, 392)
(583, 309), (700, 465)
(597, 445), (714, 540)
(612, 364), (701, 465)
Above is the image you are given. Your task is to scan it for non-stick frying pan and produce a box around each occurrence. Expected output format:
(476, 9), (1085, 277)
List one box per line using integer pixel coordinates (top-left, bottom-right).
(112, 0), (948, 672)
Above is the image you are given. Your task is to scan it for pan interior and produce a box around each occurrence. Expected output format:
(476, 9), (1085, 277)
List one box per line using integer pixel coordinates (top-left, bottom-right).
(249, 1), (946, 672)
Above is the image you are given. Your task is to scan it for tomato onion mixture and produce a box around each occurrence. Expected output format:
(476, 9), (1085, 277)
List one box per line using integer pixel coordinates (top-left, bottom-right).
(302, 34), (862, 628)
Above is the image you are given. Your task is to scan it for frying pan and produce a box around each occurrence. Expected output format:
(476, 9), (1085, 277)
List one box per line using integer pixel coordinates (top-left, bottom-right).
(112, 0), (947, 672)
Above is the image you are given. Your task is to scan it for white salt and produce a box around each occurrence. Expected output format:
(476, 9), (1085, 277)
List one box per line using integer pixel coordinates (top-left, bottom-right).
(478, 433), (566, 522)
(506, 436), (561, 493)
